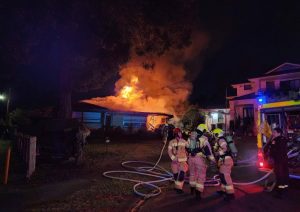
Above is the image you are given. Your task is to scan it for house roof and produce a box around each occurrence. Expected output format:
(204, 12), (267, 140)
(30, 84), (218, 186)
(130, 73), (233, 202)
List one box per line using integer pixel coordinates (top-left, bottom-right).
(265, 62), (300, 75)
(73, 102), (173, 117)
(231, 62), (300, 86)
(229, 92), (257, 101)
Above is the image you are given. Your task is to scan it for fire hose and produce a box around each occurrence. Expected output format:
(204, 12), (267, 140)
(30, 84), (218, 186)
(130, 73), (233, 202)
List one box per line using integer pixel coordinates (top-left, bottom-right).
(103, 140), (300, 198)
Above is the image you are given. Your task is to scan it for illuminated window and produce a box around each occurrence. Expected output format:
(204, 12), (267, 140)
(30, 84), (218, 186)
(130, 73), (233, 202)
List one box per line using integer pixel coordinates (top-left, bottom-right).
(123, 116), (146, 128)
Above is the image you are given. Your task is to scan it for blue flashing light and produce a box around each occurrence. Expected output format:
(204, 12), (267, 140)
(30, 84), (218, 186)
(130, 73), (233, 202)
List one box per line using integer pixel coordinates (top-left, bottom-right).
(257, 94), (266, 104)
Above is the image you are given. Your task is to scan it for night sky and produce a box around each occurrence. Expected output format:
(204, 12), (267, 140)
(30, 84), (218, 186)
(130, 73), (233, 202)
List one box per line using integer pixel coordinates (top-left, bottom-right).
(190, 1), (300, 107)
(0, 1), (300, 111)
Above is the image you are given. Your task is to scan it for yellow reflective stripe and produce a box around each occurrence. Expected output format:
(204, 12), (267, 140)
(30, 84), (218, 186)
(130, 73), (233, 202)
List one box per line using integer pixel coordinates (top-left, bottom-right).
(175, 181), (182, 185)
(196, 183), (204, 189)
(225, 185), (234, 191)
(175, 181), (184, 189)
(189, 181), (196, 186)
(178, 158), (187, 162)
(278, 184), (289, 188)
(208, 155), (215, 161)
(177, 143), (187, 147)
(196, 152), (205, 157)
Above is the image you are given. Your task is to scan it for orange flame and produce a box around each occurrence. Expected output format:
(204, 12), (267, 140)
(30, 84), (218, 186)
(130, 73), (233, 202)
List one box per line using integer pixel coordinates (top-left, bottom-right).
(119, 76), (143, 101)
(82, 55), (192, 115)
(120, 86), (134, 99)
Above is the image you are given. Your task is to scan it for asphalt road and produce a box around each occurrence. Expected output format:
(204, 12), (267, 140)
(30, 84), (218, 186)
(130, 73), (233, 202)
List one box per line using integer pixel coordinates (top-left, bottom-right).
(140, 137), (300, 212)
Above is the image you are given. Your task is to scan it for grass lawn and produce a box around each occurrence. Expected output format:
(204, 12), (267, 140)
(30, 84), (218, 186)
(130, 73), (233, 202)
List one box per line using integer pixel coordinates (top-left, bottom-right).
(24, 136), (171, 211)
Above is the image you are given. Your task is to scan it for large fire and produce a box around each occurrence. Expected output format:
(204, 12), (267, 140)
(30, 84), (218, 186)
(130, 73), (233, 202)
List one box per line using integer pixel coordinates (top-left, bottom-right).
(82, 55), (192, 115)
(119, 76), (143, 101)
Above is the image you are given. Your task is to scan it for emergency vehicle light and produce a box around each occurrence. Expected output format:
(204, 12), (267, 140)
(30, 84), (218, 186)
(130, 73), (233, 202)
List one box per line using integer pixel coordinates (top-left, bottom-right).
(257, 95), (266, 104)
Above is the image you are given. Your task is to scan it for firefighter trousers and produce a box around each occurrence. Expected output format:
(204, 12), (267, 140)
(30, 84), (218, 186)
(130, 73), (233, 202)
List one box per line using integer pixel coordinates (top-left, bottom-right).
(188, 156), (207, 192)
(274, 160), (289, 191)
(171, 161), (188, 190)
(219, 156), (234, 194)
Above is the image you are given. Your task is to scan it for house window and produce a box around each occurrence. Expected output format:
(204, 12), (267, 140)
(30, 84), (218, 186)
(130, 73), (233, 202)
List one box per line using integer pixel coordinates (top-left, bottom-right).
(243, 107), (254, 119)
(290, 79), (300, 90)
(72, 112), (101, 129)
(123, 116), (146, 128)
(244, 84), (252, 90)
(266, 81), (275, 91)
(280, 79), (300, 90)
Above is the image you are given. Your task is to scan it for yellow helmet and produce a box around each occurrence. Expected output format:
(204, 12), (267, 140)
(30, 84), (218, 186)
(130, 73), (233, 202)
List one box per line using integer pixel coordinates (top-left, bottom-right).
(197, 124), (208, 133)
(212, 128), (224, 137)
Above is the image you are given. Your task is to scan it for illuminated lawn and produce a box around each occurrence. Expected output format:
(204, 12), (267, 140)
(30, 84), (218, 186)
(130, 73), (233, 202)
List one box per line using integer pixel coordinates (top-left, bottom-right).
(27, 137), (169, 211)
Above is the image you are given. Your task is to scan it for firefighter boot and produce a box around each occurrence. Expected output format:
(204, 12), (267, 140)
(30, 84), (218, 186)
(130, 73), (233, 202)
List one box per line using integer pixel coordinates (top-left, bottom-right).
(216, 190), (226, 196)
(195, 190), (202, 200)
(176, 188), (184, 194)
(272, 188), (283, 199)
(190, 187), (195, 195)
(224, 193), (235, 201)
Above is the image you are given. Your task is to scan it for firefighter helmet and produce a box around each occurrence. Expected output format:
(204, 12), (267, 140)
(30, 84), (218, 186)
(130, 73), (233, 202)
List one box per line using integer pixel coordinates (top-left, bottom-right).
(212, 128), (224, 137)
(197, 124), (208, 133)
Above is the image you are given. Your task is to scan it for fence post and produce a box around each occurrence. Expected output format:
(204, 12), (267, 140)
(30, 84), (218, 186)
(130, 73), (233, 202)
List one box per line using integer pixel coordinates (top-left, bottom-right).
(3, 146), (11, 184)
(27, 136), (36, 179)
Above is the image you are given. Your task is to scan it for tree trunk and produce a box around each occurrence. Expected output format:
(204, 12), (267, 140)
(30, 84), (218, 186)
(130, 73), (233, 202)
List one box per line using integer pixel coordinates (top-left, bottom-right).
(58, 63), (72, 119)
(58, 90), (72, 118)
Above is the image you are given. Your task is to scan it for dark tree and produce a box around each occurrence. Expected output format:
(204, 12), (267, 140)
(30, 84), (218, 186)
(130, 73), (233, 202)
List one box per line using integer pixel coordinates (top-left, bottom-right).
(0, 0), (200, 118)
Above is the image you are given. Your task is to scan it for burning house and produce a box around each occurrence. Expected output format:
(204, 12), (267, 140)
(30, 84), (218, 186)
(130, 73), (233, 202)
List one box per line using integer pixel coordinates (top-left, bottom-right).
(72, 32), (210, 132)
(72, 102), (172, 132)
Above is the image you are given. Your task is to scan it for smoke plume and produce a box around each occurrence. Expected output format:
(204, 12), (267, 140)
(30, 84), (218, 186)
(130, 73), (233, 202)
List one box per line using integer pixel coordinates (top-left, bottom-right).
(82, 32), (209, 116)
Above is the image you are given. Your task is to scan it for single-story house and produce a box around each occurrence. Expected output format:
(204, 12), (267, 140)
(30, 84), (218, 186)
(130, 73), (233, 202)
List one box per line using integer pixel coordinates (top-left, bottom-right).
(72, 102), (172, 132)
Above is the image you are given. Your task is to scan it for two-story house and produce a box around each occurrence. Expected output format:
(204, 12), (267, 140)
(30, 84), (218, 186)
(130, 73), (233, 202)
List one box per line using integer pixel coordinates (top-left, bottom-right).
(228, 62), (300, 135)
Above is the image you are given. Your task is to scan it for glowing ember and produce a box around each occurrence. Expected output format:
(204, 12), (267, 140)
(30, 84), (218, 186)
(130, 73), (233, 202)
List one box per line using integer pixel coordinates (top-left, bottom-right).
(120, 86), (134, 99)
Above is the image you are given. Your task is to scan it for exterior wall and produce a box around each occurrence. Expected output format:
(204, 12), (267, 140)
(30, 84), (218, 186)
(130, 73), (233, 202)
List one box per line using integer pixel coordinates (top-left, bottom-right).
(201, 109), (230, 132)
(252, 72), (300, 92)
(229, 99), (258, 135)
(233, 82), (256, 97)
(111, 113), (124, 127)
(231, 71), (300, 135)
(72, 111), (102, 129)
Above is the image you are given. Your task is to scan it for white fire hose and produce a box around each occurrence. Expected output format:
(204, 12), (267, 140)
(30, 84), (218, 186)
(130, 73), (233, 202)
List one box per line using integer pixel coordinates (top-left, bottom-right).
(103, 140), (300, 198)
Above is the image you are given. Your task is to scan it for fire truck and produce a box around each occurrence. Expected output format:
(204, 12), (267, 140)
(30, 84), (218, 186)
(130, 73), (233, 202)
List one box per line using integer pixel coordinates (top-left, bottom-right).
(256, 99), (300, 169)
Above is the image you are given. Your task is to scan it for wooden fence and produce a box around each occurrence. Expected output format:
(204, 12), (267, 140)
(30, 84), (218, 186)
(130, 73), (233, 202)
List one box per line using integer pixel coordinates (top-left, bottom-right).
(16, 134), (37, 179)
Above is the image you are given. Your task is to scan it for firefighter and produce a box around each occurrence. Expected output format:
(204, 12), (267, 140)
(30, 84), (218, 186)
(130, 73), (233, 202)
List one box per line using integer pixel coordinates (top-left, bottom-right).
(168, 128), (188, 194)
(187, 125), (215, 200)
(213, 128), (235, 201)
(269, 128), (289, 198)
